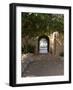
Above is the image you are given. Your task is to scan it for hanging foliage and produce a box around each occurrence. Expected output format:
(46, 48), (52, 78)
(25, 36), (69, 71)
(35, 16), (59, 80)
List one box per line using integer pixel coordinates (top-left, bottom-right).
(22, 13), (64, 38)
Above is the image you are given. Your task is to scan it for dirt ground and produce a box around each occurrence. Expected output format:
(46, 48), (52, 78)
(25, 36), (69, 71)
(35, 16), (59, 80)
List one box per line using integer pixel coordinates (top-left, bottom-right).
(21, 53), (64, 77)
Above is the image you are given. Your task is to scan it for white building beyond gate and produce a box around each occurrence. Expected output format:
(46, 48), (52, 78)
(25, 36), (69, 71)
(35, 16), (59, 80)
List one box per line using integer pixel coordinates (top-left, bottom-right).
(39, 38), (48, 53)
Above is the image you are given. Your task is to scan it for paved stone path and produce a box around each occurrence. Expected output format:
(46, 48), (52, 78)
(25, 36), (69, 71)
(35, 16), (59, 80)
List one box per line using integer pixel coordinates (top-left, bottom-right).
(21, 53), (64, 77)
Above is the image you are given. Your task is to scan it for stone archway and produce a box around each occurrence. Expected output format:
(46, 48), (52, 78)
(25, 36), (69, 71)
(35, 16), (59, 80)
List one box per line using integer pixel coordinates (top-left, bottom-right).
(38, 35), (49, 53)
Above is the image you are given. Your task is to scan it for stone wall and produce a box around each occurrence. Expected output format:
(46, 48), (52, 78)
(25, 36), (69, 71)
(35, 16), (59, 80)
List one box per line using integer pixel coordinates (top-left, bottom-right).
(22, 32), (64, 57)
(49, 32), (64, 56)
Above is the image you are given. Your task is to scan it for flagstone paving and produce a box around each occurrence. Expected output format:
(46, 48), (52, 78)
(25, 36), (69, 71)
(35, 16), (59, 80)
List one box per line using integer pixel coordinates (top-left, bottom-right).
(21, 53), (64, 77)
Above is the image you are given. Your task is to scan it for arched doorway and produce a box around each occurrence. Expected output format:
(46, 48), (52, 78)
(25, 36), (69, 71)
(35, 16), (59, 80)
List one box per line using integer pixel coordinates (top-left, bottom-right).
(38, 35), (49, 53)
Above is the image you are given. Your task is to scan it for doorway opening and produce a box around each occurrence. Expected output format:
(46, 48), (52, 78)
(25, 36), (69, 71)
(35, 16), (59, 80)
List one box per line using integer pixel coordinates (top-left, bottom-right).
(38, 35), (49, 53)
